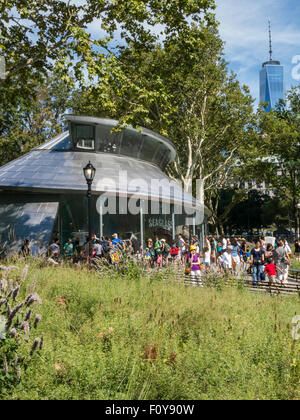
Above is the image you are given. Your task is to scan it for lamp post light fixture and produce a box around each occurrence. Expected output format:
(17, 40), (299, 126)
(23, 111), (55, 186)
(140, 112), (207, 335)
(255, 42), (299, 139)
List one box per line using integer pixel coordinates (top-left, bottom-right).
(83, 161), (96, 265)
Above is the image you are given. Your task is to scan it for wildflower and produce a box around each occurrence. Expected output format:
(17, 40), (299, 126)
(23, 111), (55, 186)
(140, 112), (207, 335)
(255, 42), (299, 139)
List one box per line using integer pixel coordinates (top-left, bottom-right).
(8, 279), (14, 293)
(56, 296), (66, 308)
(12, 284), (21, 301)
(143, 346), (158, 362)
(30, 338), (41, 355)
(2, 357), (8, 375)
(21, 265), (29, 282)
(25, 293), (42, 307)
(0, 317), (6, 339)
(10, 328), (17, 338)
(6, 266), (18, 276)
(167, 352), (177, 365)
(0, 298), (6, 308)
(108, 327), (115, 334)
(16, 366), (22, 381)
(6, 303), (12, 317)
(6, 301), (26, 329)
(24, 309), (32, 321)
(34, 314), (42, 328)
(23, 321), (30, 342)
(0, 278), (8, 293)
(29, 278), (36, 294)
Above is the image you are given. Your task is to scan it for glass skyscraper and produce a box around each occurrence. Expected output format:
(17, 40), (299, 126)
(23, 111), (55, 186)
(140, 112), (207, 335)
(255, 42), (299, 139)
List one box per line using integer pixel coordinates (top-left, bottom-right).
(260, 61), (285, 112)
(259, 21), (285, 112)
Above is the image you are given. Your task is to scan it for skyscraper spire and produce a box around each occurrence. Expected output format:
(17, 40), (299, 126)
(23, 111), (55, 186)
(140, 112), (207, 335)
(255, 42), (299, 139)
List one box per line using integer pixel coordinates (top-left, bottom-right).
(260, 19), (284, 112)
(268, 19), (273, 61)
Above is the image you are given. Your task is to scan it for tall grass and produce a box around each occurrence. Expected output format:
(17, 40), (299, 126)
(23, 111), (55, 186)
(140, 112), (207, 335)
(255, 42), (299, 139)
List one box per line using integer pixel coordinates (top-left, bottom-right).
(291, 260), (300, 270)
(1, 262), (299, 400)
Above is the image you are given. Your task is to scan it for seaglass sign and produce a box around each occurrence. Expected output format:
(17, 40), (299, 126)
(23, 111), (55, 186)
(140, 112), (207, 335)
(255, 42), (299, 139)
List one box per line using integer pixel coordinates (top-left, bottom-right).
(148, 217), (172, 231)
(0, 315), (6, 339)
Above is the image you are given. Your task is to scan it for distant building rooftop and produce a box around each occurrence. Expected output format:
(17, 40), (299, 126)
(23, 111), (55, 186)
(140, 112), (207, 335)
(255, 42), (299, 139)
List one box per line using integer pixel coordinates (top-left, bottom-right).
(262, 60), (281, 67)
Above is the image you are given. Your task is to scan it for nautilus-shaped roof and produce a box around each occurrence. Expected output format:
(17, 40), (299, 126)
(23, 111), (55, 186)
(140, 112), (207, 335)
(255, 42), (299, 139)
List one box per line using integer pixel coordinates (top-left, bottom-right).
(0, 116), (204, 211)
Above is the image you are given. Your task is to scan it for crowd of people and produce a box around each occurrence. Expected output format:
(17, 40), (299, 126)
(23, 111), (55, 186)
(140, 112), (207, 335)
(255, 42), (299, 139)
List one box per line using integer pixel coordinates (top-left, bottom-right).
(177, 235), (295, 286)
(19, 233), (299, 286)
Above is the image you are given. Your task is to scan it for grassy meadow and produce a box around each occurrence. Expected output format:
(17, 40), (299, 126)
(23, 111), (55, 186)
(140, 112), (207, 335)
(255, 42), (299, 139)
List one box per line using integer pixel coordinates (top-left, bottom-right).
(291, 260), (300, 270)
(1, 261), (300, 400)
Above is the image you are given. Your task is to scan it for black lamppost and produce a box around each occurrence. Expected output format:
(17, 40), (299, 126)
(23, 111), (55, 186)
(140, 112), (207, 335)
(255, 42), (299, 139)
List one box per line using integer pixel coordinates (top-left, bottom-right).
(83, 161), (96, 264)
(297, 201), (300, 239)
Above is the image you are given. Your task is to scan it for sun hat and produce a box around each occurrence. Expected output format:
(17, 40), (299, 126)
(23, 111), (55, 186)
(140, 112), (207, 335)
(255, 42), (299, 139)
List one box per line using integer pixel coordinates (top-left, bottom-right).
(190, 245), (197, 251)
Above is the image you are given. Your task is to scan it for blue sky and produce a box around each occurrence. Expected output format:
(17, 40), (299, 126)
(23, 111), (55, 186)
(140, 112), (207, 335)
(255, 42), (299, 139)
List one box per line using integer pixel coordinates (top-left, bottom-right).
(215, 0), (300, 106)
(73, 0), (300, 106)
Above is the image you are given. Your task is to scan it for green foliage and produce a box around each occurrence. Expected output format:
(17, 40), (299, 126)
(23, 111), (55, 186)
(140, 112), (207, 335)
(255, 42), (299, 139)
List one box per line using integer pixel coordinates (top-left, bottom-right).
(222, 190), (285, 233)
(1, 263), (299, 400)
(71, 4), (256, 232)
(0, 72), (74, 165)
(0, 0), (218, 167)
(241, 91), (300, 232)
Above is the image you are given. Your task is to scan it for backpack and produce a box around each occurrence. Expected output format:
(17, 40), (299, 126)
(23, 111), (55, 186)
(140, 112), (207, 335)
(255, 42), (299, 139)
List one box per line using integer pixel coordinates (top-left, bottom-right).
(170, 247), (179, 256)
(164, 243), (171, 253)
(149, 248), (156, 257)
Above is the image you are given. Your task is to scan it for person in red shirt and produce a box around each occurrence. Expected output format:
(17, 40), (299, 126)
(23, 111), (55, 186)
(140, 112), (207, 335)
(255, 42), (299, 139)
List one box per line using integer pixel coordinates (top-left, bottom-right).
(170, 243), (179, 264)
(264, 259), (284, 284)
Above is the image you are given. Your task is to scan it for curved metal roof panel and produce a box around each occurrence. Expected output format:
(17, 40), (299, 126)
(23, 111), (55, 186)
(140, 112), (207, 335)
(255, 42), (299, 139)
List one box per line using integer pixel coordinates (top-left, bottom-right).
(63, 115), (177, 162)
(0, 146), (204, 212)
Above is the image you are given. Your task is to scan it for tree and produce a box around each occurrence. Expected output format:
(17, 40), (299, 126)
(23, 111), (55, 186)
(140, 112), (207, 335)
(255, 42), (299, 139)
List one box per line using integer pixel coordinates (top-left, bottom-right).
(1, 1), (218, 166)
(225, 191), (285, 234)
(250, 93), (300, 235)
(0, 0), (88, 134)
(1, 0), (258, 237)
(0, 72), (74, 165)
(71, 17), (256, 220)
(0, 0), (217, 139)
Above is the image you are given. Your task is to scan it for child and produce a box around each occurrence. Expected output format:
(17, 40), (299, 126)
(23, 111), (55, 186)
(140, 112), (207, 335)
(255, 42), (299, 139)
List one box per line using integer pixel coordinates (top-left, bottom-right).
(222, 246), (233, 273)
(264, 259), (284, 284)
(189, 245), (202, 285)
(144, 248), (152, 267)
(156, 252), (163, 269)
(170, 243), (179, 264)
(217, 250), (224, 273)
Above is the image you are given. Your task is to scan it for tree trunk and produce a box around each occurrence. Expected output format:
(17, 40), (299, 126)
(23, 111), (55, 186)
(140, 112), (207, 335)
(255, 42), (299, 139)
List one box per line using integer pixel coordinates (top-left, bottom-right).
(196, 178), (205, 205)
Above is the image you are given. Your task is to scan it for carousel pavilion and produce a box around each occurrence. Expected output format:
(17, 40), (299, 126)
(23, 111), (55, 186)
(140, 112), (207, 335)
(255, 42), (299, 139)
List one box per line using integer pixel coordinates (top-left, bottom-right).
(0, 116), (208, 255)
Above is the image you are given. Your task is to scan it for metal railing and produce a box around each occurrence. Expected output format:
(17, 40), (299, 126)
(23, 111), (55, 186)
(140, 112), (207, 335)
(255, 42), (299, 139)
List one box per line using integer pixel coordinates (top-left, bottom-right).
(151, 267), (300, 297)
(289, 268), (300, 282)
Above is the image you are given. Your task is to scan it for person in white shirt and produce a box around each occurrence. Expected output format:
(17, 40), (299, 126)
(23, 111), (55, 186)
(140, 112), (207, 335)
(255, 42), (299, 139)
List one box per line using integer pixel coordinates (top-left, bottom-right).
(222, 246), (233, 272)
(283, 239), (292, 256)
(93, 240), (103, 257)
(282, 239), (291, 283)
(204, 246), (211, 269)
(222, 237), (227, 251)
(217, 252), (224, 272)
(178, 234), (186, 264)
